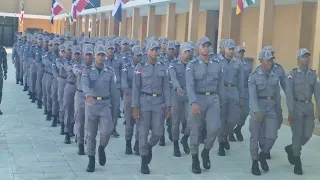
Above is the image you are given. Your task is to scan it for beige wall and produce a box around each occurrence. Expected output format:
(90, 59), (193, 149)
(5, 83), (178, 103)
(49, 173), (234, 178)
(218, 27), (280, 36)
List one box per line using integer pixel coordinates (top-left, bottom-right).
(0, 0), (19, 13)
(18, 18), (52, 33)
(101, 0), (115, 6)
(126, 17), (132, 38)
(175, 13), (189, 42)
(25, 0), (51, 16)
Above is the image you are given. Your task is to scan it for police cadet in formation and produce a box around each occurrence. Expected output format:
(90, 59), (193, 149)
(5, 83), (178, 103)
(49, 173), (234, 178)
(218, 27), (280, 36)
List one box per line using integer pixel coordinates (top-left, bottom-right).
(36, 37), (49, 109)
(258, 46), (286, 159)
(28, 35), (39, 103)
(174, 40), (181, 58)
(22, 35), (33, 93)
(284, 48), (320, 175)
(186, 37), (224, 174)
(121, 46), (143, 155)
(248, 50), (281, 176)
(159, 40), (177, 146)
(216, 39), (244, 156)
(82, 43), (117, 173)
(19, 35), (27, 87)
(57, 42), (72, 135)
(0, 44), (7, 115)
(63, 44), (80, 144)
(52, 42), (63, 127)
(230, 46), (252, 141)
(12, 36), (22, 84)
(74, 44), (94, 155)
(169, 42), (192, 157)
(104, 41), (122, 138)
(158, 37), (168, 59)
(132, 39), (171, 174)
(118, 38), (133, 64)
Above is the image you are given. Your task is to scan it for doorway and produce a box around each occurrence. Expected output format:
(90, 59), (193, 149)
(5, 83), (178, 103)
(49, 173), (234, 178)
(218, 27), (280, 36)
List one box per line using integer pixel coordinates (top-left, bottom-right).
(0, 16), (18, 47)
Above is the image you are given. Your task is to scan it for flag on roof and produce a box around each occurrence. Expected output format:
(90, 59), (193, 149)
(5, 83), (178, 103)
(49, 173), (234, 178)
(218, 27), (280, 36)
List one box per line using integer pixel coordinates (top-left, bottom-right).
(50, 1), (63, 24)
(112, 0), (130, 22)
(19, 1), (25, 24)
(70, 1), (78, 22)
(236, 0), (255, 15)
(75, 0), (88, 12)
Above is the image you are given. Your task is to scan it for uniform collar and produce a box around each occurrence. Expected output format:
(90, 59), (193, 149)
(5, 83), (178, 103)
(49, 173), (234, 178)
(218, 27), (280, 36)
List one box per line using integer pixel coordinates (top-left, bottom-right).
(297, 66), (312, 74)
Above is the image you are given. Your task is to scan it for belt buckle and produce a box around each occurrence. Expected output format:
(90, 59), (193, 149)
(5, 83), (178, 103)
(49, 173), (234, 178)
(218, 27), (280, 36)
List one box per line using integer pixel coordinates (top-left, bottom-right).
(205, 92), (210, 96)
(305, 100), (309, 103)
(152, 94), (157, 97)
(267, 96), (271, 100)
(97, 97), (102, 101)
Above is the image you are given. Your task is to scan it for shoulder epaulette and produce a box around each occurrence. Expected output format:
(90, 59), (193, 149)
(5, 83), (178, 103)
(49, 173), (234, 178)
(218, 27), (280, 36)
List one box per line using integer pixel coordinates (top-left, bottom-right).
(106, 65), (114, 71)
(250, 69), (258, 76)
(190, 59), (197, 63)
(275, 62), (282, 67)
(212, 58), (220, 63)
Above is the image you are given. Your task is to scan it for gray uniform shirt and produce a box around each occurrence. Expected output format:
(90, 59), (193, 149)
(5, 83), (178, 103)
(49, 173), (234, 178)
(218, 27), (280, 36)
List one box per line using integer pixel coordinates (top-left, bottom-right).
(73, 61), (92, 91)
(185, 57), (225, 104)
(248, 68), (281, 114)
(121, 62), (135, 90)
(56, 56), (69, 78)
(243, 60), (253, 99)
(257, 63), (286, 92)
(64, 59), (77, 84)
(104, 57), (122, 89)
(169, 59), (189, 102)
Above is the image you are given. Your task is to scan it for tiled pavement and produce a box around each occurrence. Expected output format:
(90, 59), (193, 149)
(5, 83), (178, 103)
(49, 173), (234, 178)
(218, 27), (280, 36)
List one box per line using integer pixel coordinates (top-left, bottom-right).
(1, 54), (320, 180)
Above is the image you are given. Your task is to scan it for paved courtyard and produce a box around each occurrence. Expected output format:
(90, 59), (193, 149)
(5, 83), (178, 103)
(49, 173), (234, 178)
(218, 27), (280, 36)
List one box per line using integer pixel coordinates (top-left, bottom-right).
(1, 53), (320, 180)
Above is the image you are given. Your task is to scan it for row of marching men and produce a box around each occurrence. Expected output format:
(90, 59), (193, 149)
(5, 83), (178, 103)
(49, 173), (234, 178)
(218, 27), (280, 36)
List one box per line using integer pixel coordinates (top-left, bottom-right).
(12, 33), (320, 176)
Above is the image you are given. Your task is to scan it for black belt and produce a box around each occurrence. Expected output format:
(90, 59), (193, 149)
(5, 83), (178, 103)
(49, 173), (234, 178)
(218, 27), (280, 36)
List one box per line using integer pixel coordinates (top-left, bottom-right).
(67, 82), (75, 85)
(195, 91), (217, 96)
(59, 76), (67, 79)
(45, 72), (53, 75)
(224, 84), (236, 87)
(141, 92), (162, 97)
(92, 96), (109, 101)
(294, 98), (311, 104)
(77, 89), (83, 93)
(258, 96), (274, 100)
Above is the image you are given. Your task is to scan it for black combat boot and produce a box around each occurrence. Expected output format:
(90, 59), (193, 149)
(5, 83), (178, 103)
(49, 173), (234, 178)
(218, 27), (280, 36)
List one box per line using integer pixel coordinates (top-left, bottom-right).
(20, 78), (23, 86)
(201, 148), (211, 170)
(228, 133), (236, 142)
(265, 152), (271, 159)
(146, 144), (153, 164)
(251, 160), (261, 176)
(0, 109), (3, 115)
(224, 139), (230, 150)
(285, 144), (295, 165)
(16, 78), (19, 84)
(173, 141), (181, 157)
(51, 115), (57, 127)
(218, 142), (225, 156)
(46, 111), (52, 121)
(133, 140), (139, 155)
(37, 100), (42, 109)
(44, 106), (47, 115)
(118, 109), (122, 118)
(293, 156), (303, 175)
(141, 156), (150, 174)
(159, 135), (165, 146)
(60, 122), (65, 135)
(78, 143), (85, 155)
(31, 93), (36, 103)
(125, 140), (133, 155)
(70, 123), (75, 137)
(64, 133), (71, 144)
(98, 145), (106, 166)
(180, 135), (190, 154)
(28, 91), (32, 99)
(259, 152), (269, 172)
(166, 119), (172, 141)
(112, 127), (120, 138)
(86, 155), (95, 172)
(23, 84), (28, 91)
(192, 154), (201, 174)
(234, 125), (243, 141)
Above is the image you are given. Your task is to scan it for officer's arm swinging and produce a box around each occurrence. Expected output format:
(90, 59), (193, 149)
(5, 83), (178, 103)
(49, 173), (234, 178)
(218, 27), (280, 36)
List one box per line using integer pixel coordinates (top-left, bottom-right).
(285, 72), (295, 114)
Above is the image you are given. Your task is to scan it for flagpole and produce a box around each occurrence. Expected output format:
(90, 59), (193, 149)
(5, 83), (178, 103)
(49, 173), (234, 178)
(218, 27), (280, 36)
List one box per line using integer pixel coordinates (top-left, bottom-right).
(56, 0), (70, 15)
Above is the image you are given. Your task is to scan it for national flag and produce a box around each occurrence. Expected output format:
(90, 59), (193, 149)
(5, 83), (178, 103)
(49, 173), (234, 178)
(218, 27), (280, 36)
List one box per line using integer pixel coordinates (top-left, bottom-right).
(52, 1), (63, 15)
(70, 1), (78, 22)
(19, 1), (25, 24)
(112, 0), (130, 22)
(134, 70), (141, 75)
(236, 0), (255, 15)
(76, 0), (88, 12)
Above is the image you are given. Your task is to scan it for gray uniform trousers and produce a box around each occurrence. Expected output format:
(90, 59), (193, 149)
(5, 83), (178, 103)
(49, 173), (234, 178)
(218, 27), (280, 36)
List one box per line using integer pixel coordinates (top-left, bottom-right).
(63, 83), (76, 133)
(124, 93), (139, 141)
(42, 73), (47, 106)
(171, 89), (190, 141)
(29, 62), (37, 93)
(85, 100), (114, 156)
(218, 87), (240, 142)
(113, 89), (121, 126)
(23, 61), (29, 86)
(51, 78), (59, 116)
(58, 78), (67, 122)
(249, 108), (278, 160)
(238, 96), (249, 126)
(74, 91), (86, 144)
(14, 57), (20, 80)
(19, 56), (24, 80)
(137, 96), (165, 156)
(189, 95), (221, 155)
(291, 102), (314, 156)
(45, 73), (53, 112)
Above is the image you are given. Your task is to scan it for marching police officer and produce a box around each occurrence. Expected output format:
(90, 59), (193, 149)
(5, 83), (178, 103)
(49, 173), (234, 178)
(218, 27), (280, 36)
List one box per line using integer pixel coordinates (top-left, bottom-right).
(169, 43), (192, 157)
(0, 44), (7, 115)
(249, 50), (281, 176)
(73, 44), (94, 155)
(36, 37), (49, 109)
(186, 37), (224, 174)
(29, 36), (41, 103)
(284, 48), (320, 175)
(217, 39), (244, 156)
(231, 46), (252, 141)
(19, 35), (27, 87)
(12, 36), (22, 84)
(122, 46), (143, 155)
(82, 44), (117, 172)
(132, 40), (171, 174)
(104, 41), (122, 138)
